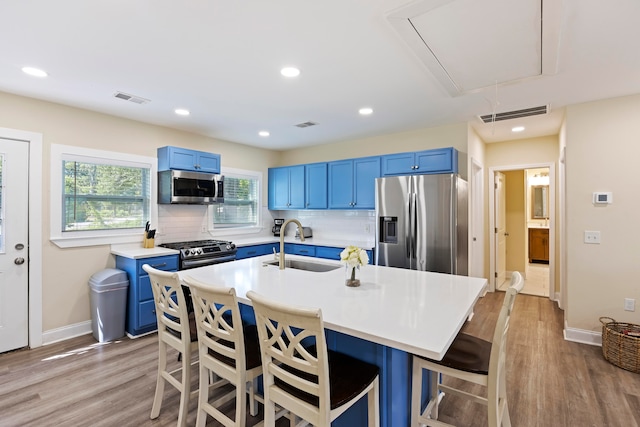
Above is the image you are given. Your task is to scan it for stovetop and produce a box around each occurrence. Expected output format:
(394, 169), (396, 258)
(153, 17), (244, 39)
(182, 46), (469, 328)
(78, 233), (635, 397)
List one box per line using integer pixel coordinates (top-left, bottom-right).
(160, 239), (236, 259)
(160, 239), (232, 250)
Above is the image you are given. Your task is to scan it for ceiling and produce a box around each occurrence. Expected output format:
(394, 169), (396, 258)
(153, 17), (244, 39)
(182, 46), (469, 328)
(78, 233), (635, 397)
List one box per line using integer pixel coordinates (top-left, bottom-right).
(1, 0), (639, 150)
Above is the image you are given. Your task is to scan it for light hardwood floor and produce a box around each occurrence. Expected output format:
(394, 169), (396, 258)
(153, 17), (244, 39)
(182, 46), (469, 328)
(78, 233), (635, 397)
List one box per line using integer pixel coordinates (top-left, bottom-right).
(1, 293), (639, 426)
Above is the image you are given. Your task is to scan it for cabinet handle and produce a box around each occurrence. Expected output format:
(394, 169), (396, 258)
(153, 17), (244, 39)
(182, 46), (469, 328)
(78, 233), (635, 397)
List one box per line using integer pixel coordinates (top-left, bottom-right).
(247, 251), (257, 255)
(150, 262), (167, 268)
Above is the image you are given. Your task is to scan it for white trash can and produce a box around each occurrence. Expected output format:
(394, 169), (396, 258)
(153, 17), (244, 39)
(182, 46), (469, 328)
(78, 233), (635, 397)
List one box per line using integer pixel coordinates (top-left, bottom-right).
(89, 269), (129, 342)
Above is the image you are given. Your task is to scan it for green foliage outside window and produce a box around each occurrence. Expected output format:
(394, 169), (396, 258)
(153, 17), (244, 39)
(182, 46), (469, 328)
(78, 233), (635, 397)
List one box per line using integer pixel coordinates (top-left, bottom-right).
(63, 161), (150, 231)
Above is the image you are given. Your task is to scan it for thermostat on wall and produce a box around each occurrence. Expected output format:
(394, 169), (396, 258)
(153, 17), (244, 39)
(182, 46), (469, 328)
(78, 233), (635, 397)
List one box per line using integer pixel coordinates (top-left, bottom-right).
(593, 192), (613, 204)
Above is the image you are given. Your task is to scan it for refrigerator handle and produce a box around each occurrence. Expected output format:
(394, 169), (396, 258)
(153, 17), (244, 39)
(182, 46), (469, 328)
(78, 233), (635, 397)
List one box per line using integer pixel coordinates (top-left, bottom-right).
(411, 192), (417, 260)
(405, 192), (412, 259)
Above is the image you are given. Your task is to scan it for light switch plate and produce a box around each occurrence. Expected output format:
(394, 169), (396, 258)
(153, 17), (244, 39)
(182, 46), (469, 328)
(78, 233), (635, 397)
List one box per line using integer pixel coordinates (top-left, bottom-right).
(584, 231), (601, 244)
(624, 298), (636, 312)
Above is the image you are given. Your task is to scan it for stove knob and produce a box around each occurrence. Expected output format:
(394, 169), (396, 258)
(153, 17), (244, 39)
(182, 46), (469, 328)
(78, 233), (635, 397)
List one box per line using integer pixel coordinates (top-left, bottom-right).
(197, 249), (202, 255)
(184, 249), (190, 256)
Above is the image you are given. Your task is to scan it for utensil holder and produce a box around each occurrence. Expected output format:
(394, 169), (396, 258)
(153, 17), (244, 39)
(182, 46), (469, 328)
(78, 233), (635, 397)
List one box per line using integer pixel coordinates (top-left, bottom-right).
(143, 236), (155, 248)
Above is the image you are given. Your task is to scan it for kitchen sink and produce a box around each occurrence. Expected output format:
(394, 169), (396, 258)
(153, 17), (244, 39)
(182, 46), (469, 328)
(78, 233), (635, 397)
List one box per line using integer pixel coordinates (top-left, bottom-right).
(262, 259), (342, 272)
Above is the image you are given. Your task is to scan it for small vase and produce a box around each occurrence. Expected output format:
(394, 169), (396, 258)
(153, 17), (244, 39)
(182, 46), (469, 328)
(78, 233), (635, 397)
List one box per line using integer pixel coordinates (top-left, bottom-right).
(345, 265), (361, 287)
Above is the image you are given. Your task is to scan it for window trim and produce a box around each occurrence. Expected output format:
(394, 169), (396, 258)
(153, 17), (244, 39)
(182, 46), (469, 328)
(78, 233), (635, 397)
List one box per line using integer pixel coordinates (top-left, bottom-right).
(208, 166), (263, 237)
(50, 144), (157, 248)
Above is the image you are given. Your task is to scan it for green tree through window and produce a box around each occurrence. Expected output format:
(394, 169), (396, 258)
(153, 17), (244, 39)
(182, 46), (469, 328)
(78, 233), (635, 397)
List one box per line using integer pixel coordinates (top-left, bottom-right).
(63, 161), (150, 231)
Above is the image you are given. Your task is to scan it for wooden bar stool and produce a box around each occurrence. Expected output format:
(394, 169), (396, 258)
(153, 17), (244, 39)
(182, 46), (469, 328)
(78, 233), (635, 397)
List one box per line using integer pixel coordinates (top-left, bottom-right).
(410, 271), (524, 427)
(143, 264), (199, 427)
(247, 290), (380, 427)
(183, 276), (264, 427)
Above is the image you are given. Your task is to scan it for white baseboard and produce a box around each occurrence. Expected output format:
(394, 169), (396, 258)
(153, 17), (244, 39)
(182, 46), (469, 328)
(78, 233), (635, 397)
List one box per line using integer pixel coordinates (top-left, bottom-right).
(563, 321), (602, 347)
(42, 320), (92, 345)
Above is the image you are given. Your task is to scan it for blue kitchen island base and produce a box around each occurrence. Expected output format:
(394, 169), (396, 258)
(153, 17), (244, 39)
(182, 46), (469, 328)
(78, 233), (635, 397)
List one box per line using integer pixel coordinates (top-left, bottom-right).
(326, 329), (413, 427)
(240, 304), (418, 426)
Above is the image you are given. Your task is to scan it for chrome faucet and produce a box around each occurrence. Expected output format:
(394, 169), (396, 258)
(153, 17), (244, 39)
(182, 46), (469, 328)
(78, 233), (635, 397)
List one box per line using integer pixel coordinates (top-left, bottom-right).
(279, 218), (305, 269)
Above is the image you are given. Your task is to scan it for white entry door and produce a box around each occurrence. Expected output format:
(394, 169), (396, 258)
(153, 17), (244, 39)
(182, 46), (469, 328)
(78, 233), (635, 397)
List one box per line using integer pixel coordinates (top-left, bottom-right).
(0, 138), (29, 353)
(495, 171), (507, 289)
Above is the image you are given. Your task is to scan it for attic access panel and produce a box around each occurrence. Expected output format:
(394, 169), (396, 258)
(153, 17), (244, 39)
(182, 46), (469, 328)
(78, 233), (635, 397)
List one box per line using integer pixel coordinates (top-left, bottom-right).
(388, 0), (559, 96)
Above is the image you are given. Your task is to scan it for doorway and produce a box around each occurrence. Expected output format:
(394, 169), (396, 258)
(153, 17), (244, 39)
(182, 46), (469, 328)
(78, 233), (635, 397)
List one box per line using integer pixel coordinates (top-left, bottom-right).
(489, 163), (555, 299)
(0, 127), (43, 351)
(0, 138), (29, 352)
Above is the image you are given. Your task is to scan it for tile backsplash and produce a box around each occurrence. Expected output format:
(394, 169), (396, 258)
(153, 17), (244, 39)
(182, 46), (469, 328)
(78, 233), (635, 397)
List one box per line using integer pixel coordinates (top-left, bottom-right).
(157, 205), (376, 244)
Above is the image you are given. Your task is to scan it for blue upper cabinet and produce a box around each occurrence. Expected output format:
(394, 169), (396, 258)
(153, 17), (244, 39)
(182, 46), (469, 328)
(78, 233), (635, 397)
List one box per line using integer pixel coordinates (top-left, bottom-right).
(328, 156), (380, 209)
(158, 146), (221, 173)
(268, 165), (305, 210)
(382, 147), (458, 176)
(305, 162), (328, 209)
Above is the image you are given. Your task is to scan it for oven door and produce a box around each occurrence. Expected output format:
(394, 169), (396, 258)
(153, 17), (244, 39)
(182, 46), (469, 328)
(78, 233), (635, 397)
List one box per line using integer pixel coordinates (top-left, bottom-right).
(180, 254), (237, 269)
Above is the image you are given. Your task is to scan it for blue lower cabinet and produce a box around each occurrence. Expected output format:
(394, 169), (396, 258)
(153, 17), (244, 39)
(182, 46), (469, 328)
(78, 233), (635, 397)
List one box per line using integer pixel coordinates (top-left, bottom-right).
(115, 254), (179, 337)
(236, 243), (279, 260)
(315, 246), (343, 260)
(316, 246), (373, 262)
(285, 243), (315, 257)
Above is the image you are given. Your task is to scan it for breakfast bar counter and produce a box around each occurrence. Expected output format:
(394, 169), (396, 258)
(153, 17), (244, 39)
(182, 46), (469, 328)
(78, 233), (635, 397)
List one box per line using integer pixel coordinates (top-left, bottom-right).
(178, 254), (487, 426)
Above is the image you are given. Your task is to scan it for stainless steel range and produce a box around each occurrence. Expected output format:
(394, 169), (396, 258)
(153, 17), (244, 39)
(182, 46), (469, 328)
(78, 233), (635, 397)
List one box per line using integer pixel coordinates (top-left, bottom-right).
(159, 239), (237, 270)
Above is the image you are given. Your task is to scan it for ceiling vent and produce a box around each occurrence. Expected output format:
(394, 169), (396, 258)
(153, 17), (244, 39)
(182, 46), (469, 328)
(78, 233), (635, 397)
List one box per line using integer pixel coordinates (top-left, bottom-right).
(113, 91), (150, 105)
(295, 121), (318, 128)
(479, 105), (548, 123)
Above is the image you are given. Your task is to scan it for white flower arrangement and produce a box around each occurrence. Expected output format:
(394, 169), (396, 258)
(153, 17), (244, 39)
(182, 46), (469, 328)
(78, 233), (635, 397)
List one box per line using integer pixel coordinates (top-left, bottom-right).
(340, 245), (369, 268)
(341, 246), (368, 286)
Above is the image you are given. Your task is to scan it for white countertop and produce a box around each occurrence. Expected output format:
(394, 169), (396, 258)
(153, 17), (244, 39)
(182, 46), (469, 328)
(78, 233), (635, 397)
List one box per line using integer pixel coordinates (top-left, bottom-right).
(110, 244), (179, 259)
(179, 254), (487, 360)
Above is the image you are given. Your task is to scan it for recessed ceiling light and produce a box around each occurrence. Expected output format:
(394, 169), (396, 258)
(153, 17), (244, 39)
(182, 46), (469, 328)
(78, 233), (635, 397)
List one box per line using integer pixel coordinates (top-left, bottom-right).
(22, 67), (48, 77)
(511, 126), (525, 132)
(359, 107), (373, 115)
(280, 67), (300, 78)
(259, 131), (270, 137)
(174, 108), (190, 116)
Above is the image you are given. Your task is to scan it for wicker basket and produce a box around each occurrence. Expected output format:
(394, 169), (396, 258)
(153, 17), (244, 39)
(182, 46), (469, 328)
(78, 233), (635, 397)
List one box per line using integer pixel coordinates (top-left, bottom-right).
(599, 317), (640, 373)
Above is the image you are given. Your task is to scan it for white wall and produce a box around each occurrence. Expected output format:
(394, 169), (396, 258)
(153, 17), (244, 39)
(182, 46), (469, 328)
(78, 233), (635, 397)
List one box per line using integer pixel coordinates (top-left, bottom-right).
(565, 94), (640, 332)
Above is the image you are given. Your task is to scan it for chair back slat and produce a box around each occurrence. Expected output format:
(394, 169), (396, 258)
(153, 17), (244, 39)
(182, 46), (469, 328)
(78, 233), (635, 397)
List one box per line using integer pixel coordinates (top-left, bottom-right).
(247, 290), (332, 420)
(142, 264), (195, 427)
(143, 265), (191, 347)
(185, 277), (246, 374)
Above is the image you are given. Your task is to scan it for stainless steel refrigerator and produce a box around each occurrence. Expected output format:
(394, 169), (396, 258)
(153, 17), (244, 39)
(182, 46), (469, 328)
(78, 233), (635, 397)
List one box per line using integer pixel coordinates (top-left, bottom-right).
(375, 174), (468, 275)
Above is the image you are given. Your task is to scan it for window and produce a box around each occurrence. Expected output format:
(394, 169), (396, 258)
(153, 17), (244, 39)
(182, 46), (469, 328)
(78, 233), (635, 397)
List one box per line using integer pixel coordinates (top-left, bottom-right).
(63, 161), (150, 231)
(211, 168), (261, 230)
(50, 144), (157, 248)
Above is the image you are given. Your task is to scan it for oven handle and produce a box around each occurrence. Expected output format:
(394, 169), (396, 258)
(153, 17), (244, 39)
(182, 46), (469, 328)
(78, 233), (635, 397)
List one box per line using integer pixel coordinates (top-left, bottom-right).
(181, 254), (237, 269)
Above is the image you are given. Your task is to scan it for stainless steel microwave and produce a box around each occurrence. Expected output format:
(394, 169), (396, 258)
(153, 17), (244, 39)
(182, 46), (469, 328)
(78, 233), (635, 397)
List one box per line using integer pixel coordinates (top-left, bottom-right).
(158, 170), (224, 204)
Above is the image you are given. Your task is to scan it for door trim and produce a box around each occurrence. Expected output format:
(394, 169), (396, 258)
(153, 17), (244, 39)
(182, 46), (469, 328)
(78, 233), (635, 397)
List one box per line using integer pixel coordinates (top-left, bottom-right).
(0, 127), (43, 348)
(488, 162), (556, 299)
(469, 158), (484, 278)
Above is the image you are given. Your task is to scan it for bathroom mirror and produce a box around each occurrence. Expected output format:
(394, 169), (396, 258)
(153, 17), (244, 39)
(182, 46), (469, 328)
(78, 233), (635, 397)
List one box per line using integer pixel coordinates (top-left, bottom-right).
(531, 185), (549, 219)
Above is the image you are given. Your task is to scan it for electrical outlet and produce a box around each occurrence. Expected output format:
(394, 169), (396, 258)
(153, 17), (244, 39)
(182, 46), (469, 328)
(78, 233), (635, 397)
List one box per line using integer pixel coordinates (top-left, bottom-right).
(201, 224), (207, 233)
(624, 298), (636, 312)
(365, 224), (371, 233)
(584, 231), (601, 244)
